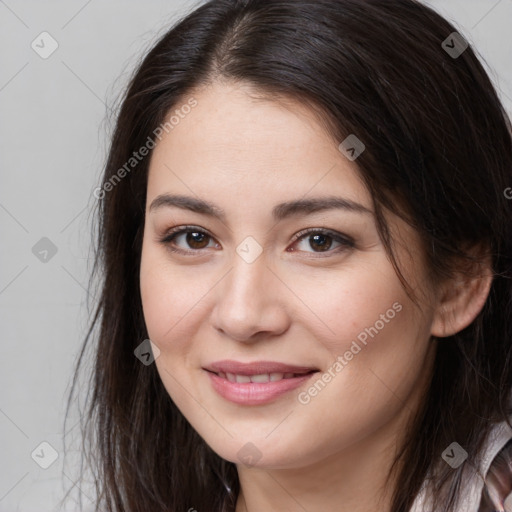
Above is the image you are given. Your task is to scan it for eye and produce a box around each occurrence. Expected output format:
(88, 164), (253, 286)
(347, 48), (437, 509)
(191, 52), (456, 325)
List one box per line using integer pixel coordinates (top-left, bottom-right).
(289, 228), (355, 256)
(159, 225), (218, 255)
(159, 226), (354, 257)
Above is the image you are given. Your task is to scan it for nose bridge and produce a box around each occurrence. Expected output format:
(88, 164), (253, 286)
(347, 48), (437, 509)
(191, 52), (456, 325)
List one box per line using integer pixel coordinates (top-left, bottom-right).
(212, 241), (287, 340)
(224, 244), (271, 308)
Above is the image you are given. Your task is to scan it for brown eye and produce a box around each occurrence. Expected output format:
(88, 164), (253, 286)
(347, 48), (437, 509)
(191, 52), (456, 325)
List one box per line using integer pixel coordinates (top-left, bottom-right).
(308, 233), (334, 252)
(290, 229), (354, 256)
(160, 226), (217, 254)
(184, 231), (210, 249)
(159, 226), (354, 257)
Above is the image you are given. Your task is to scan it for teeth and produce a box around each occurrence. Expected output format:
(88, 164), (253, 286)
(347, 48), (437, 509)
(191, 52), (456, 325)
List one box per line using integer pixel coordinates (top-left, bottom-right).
(250, 373), (270, 383)
(218, 372), (306, 382)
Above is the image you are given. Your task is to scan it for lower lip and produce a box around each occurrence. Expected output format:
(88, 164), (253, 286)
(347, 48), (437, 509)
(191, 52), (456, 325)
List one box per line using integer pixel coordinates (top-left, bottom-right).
(205, 370), (317, 405)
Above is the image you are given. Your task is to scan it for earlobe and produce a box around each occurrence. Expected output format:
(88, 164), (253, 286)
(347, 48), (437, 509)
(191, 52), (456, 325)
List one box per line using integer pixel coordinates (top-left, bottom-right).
(430, 253), (494, 338)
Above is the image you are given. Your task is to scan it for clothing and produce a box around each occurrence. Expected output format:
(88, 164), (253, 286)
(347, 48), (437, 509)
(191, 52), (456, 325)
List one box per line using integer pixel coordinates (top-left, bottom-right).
(409, 420), (512, 512)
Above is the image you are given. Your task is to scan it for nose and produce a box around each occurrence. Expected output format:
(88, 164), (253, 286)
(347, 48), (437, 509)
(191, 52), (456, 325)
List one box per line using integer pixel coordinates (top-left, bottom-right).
(211, 250), (290, 343)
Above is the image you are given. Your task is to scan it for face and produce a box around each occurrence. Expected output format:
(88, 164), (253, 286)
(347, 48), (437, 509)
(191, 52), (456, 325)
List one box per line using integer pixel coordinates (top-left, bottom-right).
(139, 81), (438, 470)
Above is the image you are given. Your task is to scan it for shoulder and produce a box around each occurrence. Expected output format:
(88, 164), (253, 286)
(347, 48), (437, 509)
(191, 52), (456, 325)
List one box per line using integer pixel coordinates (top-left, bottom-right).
(410, 419), (512, 512)
(478, 422), (512, 511)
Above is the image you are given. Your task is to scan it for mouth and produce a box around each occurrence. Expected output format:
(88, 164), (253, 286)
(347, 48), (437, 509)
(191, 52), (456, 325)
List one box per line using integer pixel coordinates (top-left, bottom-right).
(203, 360), (320, 405)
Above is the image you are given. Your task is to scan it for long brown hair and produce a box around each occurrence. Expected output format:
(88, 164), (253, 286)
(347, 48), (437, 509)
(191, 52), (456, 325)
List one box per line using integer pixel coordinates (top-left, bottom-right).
(63, 1), (512, 510)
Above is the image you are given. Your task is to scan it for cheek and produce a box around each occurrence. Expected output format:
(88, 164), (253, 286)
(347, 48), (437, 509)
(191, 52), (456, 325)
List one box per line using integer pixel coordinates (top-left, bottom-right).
(287, 256), (412, 355)
(289, 259), (432, 427)
(287, 307), (432, 468)
(139, 244), (209, 346)
(139, 246), (205, 410)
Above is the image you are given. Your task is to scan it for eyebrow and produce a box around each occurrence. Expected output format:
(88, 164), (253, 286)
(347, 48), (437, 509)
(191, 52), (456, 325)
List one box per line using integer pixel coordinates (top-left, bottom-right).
(149, 194), (373, 221)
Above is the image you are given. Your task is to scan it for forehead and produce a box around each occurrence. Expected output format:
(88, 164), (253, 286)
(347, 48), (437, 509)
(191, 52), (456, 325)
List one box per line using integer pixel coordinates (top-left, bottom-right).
(147, 81), (372, 212)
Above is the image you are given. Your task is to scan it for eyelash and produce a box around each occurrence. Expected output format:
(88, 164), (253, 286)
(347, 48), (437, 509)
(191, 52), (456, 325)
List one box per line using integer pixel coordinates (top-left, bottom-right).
(159, 225), (355, 258)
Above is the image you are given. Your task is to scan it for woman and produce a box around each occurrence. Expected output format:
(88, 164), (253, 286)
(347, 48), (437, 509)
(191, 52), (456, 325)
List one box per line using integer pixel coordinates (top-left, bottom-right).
(64, 0), (512, 511)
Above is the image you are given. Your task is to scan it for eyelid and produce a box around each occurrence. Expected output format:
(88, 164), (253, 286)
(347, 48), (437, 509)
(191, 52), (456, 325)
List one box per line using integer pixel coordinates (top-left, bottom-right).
(159, 225), (355, 256)
(290, 227), (354, 247)
(159, 225), (216, 255)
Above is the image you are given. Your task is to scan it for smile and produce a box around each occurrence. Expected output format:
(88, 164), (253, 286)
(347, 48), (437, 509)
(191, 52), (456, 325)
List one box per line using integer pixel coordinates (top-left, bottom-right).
(203, 361), (319, 405)
(213, 371), (313, 383)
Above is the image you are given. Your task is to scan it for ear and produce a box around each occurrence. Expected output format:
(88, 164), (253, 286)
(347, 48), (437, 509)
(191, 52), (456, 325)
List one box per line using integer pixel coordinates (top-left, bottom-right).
(430, 244), (494, 338)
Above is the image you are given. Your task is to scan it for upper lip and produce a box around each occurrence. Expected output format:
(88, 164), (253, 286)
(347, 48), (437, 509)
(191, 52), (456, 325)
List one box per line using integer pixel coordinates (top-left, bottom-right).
(204, 360), (319, 376)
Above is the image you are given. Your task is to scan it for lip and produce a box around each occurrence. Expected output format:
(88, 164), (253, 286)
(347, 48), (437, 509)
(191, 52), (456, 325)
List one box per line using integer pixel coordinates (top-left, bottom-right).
(204, 360), (318, 376)
(203, 360), (319, 405)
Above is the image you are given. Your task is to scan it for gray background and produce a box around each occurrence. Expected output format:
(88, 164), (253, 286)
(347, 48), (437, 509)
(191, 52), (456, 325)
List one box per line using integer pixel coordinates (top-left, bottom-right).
(1, 1), (511, 510)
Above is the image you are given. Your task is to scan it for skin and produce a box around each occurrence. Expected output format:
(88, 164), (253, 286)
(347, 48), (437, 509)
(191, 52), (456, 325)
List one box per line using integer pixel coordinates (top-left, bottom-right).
(139, 81), (492, 512)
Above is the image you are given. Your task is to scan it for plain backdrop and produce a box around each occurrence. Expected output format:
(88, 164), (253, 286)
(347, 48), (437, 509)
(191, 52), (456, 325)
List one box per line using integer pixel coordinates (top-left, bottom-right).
(1, 1), (511, 510)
